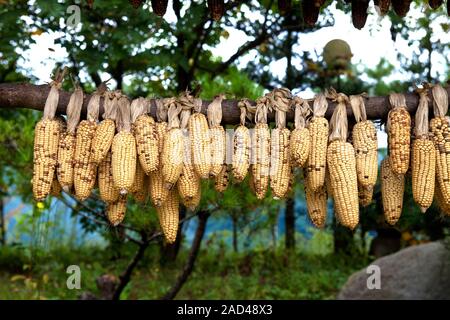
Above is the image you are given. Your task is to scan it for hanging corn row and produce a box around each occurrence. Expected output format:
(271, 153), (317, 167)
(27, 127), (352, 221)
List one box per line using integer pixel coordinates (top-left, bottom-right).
(31, 80), (450, 244)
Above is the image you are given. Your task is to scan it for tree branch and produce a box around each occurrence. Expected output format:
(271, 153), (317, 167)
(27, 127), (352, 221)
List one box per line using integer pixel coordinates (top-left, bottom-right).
(2, 82), (449, 124)
(160, 210), (210, 300)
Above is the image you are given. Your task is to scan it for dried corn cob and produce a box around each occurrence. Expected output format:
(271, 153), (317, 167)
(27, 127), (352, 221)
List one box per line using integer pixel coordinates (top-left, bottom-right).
(381, 157), (404, 225)
(430, 84), (450, 204)
(215, 164), (230, 193)
(149, 171), (169, 207)
(232, 100), (251, 182)
(435, 177), (450, 216)
(57, 85), (83, 192)
(326, 90), (359, 229)
(306, 93), (329, 192)
(106, 195), (127, 226)
(374, 0), (391, 16)
(303, 169), (327, 228)
(162, 98), (184, 189)
(207, 0), (224, 21)
(98, 151), (119, 203)
(411, 87), (435, 212)
(91, 91), (118, 164)
(392, 0), (411, 17)
(387, 93), (411, 175)
(151, 0), (168, 16)
(358, 185), (373, 207)
(208, 94), (226, 177)
(352, 0), (369, 29)
(177, 103), (202, 210)
(156, 189), (179, 244)
(251, 96), (271, 199)
(290, 96), (311, 168)
(302, 0), (321, 26)
(131, 97), (159, 175)
(33, 69), (66, 201)
(187, 95), (211, 179)
(111, 95), (137, 194)
(350, 95), (378, 188)
(74, 83), (106, 200)
(269, 88), (292, 200)
(130, 161), (146, 203)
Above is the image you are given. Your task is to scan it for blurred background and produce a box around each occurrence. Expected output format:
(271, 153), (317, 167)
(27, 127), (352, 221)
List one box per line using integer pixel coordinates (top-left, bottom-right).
(0, 0), (449, 299)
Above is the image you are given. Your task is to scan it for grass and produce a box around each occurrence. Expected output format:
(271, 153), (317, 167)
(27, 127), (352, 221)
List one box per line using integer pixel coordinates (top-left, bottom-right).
(0, 243), (369, 300)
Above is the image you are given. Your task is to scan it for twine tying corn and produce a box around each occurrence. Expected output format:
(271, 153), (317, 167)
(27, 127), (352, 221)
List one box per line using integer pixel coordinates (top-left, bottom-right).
(57, 83), (83, 192)
(306, 93), (328, 192)
(387, 93), (411, 174)
(411, 86), (435, 212)
(290, 96), (311, 168)
(269, 88), (292, 200)
(232, 99), (252, 182)
(251, 94), (271, 199)
(33, 68), (67, 201)
(326, 89), (359, 229)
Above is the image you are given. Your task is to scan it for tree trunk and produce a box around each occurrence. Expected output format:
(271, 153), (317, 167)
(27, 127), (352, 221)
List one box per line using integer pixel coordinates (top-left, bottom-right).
(0, 197), (5, 246)
(160, 210), (210, 300)
(285, 198), (295, 250)
(232, 214), (238, 253)
(333, 215), (355, 254)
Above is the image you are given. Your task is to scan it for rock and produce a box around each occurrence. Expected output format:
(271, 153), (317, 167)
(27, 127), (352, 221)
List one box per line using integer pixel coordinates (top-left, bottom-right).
(338, 241), (450, 300)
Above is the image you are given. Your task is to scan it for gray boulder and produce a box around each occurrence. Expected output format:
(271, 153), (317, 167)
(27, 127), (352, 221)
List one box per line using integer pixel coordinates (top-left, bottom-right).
(338, 241), (450, 300)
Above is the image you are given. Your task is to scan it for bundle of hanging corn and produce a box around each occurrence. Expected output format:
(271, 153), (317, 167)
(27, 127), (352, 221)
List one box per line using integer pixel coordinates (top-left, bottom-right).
(33, 68), (67, 201)
(269, 88), (292, 200)
(411, 86), (435, 212)
(350, 94), (378, 207)
(326, 89), (359, 229)
(208, 94), (227, 178)
(57, 82), (83, 193)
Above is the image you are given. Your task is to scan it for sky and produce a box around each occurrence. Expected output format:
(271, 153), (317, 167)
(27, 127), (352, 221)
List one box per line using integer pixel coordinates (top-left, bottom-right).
(16, 1), (449, 147)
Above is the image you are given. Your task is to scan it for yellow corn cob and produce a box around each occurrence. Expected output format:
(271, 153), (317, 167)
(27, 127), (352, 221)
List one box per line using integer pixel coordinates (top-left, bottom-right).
(98, 151), (119, 203)
(326, 91), (359, 229)
(430, 85), (450, 205)
(155, 122), (168, 153)
(232, 125), (250, 182)
(33, 119), (61, 201)
(132, 98), (159, 175)
(156, 189), (179, 244)
(352, 121), (378, 187)
(327, 141), (359, 229)
(270, 128), (291, 199)
(306, 94), (328, 192)
(215, 164), (230, 193)
(91, 118), (115, 164)
(303, 169), (327, 228)
(381, 157), (404, 225)
(189, 112), (211, 179)
(57, 88), (83, 192)
(106, 195), (127, 226)
(112, 131), (137, 194)
(412, 139), (435, 211)
(435, 177), (450, 216)
(387, 93), (411, 174)
(208, 94), (226, 177)
(130, 161), (146, 203)
(149, 170), (169, 206)
(161, 128), (184, 189)
(177, 164), (201, 208)
(290, 96), (310, 168)
(358, 185), (373, 207)
(251, 123), (271, 199)
(73, 120), (97, 200)
(209, 126), (226, 177)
